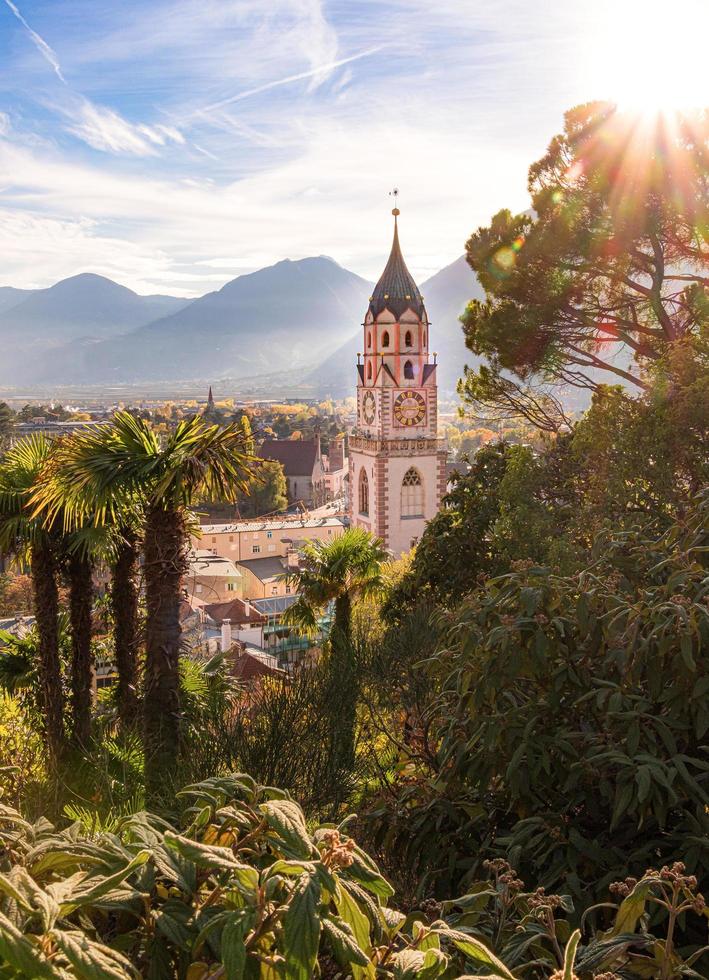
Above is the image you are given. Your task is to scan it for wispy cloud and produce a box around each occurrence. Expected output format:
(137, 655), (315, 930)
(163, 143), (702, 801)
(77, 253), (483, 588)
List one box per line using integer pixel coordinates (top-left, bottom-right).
(66, 101), (185, 156)
(2, 0), (66, 82)
(199, 44), (387, 115)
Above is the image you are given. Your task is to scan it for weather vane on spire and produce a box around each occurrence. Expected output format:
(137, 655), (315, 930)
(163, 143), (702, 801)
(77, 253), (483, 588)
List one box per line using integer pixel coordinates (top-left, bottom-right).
(389, 187), (400, 217)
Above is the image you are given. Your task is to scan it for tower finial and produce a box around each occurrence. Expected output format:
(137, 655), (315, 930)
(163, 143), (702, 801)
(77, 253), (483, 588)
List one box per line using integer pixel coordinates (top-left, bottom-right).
(389, 187), (400, 218)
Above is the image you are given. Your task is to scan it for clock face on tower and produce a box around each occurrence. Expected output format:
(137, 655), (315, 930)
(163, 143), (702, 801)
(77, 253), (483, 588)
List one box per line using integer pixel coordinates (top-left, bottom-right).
(393, 390), (426, 427)
(361, 391), (376, 425)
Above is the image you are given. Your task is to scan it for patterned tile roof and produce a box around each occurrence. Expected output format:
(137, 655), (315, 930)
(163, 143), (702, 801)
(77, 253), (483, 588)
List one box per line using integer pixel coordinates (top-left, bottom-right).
(368, 216), (425, 321)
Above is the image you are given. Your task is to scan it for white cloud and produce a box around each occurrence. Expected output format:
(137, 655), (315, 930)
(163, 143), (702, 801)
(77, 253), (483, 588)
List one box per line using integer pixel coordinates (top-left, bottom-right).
(0, 112), (10, 136)
(2, 0), (66, 82)
(65, 100), (185, 156)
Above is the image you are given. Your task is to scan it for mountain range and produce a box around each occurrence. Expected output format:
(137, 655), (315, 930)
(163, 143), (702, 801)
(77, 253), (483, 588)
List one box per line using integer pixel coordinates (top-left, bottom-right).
(0, 255), (482, 396)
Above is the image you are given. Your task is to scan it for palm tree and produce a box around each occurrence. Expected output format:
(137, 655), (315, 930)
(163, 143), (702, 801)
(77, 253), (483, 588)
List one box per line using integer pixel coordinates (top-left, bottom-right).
(284, 527), (387, 646)
(39, 412), (253, 802)
(283, 528), (386, 788)
(0, 435), (66, 765)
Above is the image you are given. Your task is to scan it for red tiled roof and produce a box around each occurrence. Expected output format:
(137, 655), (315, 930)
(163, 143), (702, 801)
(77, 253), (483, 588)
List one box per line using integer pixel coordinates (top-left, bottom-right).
(204, 596), (266, 626)
(260, 439), (319, 476)
(232, 651), (286, 681)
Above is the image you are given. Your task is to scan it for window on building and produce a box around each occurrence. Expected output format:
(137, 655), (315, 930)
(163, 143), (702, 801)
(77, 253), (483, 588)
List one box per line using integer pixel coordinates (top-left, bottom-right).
(271, 586), (278, 595)
(227, 582), (236, 592)
(366, 362), (372, 380)
(401, 467), (424, 518)
(286, 585), (291, 594)
(267, 531), (272, 538)
(367, 331), (372, 348)
(252, 545), (261, 554)
(423, 331), (427, 346)
(382, 330), (390, 347)
(358, 468), (369, 516)
(405, 330), (412, 347)
(404, 360), (414, 380)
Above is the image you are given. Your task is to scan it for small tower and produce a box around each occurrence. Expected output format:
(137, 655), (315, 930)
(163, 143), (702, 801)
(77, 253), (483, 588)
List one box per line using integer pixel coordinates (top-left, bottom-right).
(207, 386), (215, 411)
(348, 208), (445, 554)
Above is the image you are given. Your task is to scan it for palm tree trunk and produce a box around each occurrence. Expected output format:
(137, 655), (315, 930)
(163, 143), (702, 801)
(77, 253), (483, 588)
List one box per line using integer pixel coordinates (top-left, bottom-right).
(68, 551), (94, 747)
(333, 593), (352, 643)
(111, 533), (140, 726)
(328, 592), (357, 798)
(143, 503), (188, 803)
(31, 540), (65, 766)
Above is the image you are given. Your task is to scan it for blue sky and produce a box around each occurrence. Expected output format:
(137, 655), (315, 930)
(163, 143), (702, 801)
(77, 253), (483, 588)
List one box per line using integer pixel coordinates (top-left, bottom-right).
(1, 0), (707, 295)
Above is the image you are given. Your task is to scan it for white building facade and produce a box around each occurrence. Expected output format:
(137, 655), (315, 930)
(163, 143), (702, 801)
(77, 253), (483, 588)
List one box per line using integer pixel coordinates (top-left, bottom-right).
(348, 210), (446, 554)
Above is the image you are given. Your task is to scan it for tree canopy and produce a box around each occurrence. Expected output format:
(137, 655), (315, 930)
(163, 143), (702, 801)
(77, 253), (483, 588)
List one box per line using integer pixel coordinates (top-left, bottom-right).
(460, 103), (709, 427)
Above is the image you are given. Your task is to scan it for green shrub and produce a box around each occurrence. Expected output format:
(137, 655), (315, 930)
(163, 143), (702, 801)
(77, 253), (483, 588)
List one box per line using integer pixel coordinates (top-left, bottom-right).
(368, 495), (709, 914)
(1, 774), (706, 978)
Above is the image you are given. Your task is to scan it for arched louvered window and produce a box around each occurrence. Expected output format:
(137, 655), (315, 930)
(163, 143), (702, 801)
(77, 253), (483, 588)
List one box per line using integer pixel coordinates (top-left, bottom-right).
(382, 330), (390, 348)
(367, 331), (372, 348)
(404, 330), (412, 347)
(367, 361), (372, 380)
(404, 360), (414, 380)
(358, 468), (369, 516)
(423, 331), (427, 347)
(401, 467), (424, 518)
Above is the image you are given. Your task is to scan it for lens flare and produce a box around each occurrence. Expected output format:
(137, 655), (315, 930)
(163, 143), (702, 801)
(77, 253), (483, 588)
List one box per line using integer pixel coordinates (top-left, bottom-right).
(587, 0), (709, 117)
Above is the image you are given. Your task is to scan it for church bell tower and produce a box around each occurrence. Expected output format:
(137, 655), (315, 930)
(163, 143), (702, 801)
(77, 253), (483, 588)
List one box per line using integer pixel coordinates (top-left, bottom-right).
(348, 208), (446, 554)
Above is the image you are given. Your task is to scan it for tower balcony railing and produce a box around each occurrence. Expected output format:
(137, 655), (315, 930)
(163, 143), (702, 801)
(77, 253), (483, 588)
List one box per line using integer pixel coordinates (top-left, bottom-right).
(349, 430), (447, 453)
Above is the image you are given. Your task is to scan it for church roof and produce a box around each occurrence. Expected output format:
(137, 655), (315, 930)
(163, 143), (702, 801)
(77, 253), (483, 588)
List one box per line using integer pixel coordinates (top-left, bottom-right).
(261, 438), (321, 477)
(368, 213), (425, 321)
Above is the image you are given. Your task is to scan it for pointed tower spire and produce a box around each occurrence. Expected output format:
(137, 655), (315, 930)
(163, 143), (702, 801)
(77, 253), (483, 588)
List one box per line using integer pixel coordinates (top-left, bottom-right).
(207, 386), (215, 410)
(368, 206), (425, 320)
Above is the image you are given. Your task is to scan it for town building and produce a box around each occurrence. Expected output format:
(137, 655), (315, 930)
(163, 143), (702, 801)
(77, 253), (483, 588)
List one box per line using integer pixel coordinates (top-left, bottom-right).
(186, 550), (242, 603)
(260, 432), (347, 507)
(192, 515), (344, 563)
(260, 435), (326, 506)
(348, 209), (446, 554)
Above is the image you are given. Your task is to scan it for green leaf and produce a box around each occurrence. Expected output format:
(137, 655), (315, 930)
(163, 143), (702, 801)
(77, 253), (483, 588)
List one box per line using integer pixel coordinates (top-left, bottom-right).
(436, 928), (515, 979)
(635, 765), (652, 804)
(562, 929), (581, 980)
(322, 916), (370, 968)
(51, 929), (138, 979)
(680, 632), (696, 670)
(611, 877), (656, 935)
(60, 849), (150, 913)
(346, 845), (395, 900)
(393, 948), (427, 978)
(283, 874), (321, 980)
(0, 911), (62, 979)
(164, 833), (254, 876)
(259, 799), (313, 859)
(335, 883), (375, 979)
(221, 912), (249, 980)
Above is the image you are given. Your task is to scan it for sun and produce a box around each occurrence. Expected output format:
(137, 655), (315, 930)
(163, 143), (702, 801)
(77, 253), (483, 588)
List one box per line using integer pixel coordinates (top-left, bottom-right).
(584, 0), (709, 117)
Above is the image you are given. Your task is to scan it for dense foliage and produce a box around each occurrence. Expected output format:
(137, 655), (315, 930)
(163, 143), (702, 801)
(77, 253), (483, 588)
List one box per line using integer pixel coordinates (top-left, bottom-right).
(2, 774), (707, 979)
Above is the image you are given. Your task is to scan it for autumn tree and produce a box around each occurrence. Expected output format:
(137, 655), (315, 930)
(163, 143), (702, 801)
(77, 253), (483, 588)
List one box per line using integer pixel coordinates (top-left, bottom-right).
(236, 460), (288, 518)
(460, 102), (709, 427)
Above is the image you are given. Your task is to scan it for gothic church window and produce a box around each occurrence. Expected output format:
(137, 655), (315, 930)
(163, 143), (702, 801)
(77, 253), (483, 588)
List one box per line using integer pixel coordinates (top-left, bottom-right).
(382, 330), (390, 347)
(367, 362), (372, 380)
(367, 331), (372, 348)
(404, 360), (415, 380)
(405, 330), (412, 347)
(358, 468), (370, 516)
(401, 467), (424, 518)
